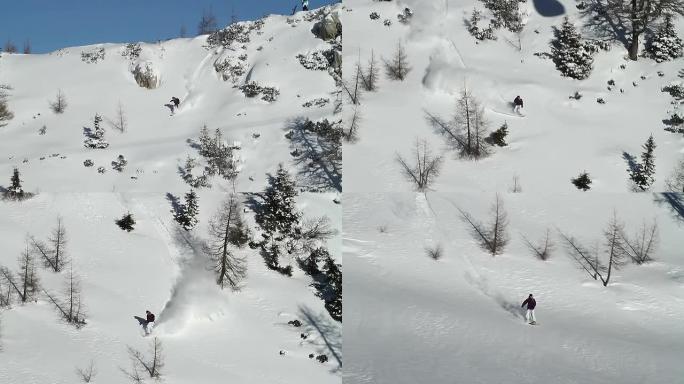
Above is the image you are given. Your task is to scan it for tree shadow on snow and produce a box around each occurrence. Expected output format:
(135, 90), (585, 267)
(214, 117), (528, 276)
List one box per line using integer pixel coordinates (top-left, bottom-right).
(298, 305), (342, 372)
(533, 0), (565, 17)
(243, 192), (265, 216)
(285, 117), (342, 193)
(165, 192), (183, 218)
(653, 192), (684, 224)
(622, 152), (638, 173)
(576, 0), (630, 50)
(185, 138), (201, 151)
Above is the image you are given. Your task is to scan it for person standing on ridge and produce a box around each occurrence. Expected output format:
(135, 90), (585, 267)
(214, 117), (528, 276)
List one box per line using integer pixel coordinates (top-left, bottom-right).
(521, 294), (536, 325)
(302, 0), (310, 11)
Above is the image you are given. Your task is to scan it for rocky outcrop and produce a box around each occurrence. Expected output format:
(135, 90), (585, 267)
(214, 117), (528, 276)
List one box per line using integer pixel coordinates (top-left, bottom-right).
(131, 61), (160, 89)
(312, 12), (341, 41)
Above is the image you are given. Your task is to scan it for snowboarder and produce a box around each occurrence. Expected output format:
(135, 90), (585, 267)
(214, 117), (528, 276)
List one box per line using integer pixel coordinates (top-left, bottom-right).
(170, 97), (180, 112)
(513, 95), (524, 114)
(302, 0), (310, 11)
(521, 294), (536, 325)
(134, 310), (156, 335)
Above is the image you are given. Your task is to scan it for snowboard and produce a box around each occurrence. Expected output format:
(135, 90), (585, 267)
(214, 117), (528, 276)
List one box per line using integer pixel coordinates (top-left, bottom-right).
(528, 321), (538, 325)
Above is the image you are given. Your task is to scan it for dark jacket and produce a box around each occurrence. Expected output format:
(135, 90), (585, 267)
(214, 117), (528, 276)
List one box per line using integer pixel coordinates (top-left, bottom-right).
(147, 312), (156, 322)
(522, 297), (536, 310)
(514, 97), (523, 107)
(171, 97), (180, 107)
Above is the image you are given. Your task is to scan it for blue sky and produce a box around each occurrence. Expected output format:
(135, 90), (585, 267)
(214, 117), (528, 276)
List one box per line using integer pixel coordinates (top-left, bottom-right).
(2, 0), (339, 53)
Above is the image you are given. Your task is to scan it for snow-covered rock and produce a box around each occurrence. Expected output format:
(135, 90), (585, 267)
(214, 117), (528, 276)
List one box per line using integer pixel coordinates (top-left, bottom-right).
(131, 60), (161, 89)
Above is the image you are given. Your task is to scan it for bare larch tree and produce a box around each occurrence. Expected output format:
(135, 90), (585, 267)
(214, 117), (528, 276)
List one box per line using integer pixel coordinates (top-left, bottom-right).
(521, 228), (555, 261)
(345, 105), (362, 142)
(385, 42), (412, 80)
(459, 194), (509, 256)
(112, 101), (127, 133)
(31, 217), (69, 272)
(197, 7), (218, 35)
(122, 337), (165, 382)
(43, 267), (86, 326)
(427, 87), (491, 159)
(622, 219), (659, 264)
(50, 89), (68, 114)
(559, 212), (629, 286)
(362, 50), (380, 91)
(396, 138), (444, 191)
(342, 59), (363, 105)
(75, 360), (97, 383)
(0, 241), (40, 303)
(204, 194), (251, 290)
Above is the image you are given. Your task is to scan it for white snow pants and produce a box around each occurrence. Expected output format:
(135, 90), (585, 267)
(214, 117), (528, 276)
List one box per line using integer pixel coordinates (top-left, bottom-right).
(525, 309), (536, 323)
(514, 105), (522, 113)
(144, 321), (154, 334)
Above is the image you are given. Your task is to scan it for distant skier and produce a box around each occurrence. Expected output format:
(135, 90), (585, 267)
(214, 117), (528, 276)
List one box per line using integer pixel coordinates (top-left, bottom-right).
(170, 97), (180, 113)
(134, 310), (156, 335)
(302, 0), (310, 11)
(521, 294), (536, 325)
(513, 95), (524, 114)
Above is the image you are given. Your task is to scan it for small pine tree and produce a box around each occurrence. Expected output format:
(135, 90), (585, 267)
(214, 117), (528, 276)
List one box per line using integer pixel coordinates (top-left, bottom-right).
(175, 190), (199, 230)
(647, 14), (683, 62)
(487, 122), (509, 147)
(468, 8), (482, 37)
(10, 167), (23, 193)
(551, 17), (593, 80)
(630, 135), (656, 191)
(571, 171), (592, 191)
(92, 114), (104, 139)
(183, 190), (199, 229)
(4, 167), (28, 200)
(322, 256), (342, 322)
(255, 164), (301, 274)
(116, 213), (136, 232)
(256, 164), (301, 236)
(0, 88), (13, 126)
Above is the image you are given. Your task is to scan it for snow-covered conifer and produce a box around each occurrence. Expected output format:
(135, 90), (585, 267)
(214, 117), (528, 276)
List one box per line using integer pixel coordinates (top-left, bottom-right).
(630, 135), (656, 191)
(648, 13), (683, 62)
(551, 17), (593, 79)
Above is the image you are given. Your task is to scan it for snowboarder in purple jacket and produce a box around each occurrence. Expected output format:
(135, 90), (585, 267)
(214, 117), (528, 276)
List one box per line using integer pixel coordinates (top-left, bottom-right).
(513, 95), (524, 113)
(144, 310), (156, 335)
(521, 294), (536, 324)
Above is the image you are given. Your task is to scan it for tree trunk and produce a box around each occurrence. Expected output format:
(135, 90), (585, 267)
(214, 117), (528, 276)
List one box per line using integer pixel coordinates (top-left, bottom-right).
(219, 203), (234, 289)
(628, 30), (639, 60)
(629, 0), (639, 61)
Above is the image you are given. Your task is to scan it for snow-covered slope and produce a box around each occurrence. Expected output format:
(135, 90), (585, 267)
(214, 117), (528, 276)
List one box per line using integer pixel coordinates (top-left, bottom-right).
(0, 7), (339, 193)
(0, 192), (341, 384)
(343, 192), (684, 384)
(342, 0), (684, 193)
(0, 6), (342, 384)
